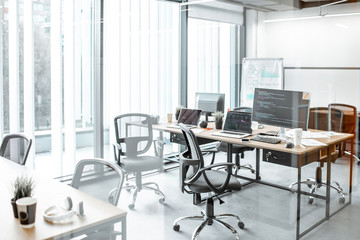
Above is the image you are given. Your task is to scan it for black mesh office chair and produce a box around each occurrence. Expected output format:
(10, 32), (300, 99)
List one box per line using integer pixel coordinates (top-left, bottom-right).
(71, 158), (125, 239)
(173, 124), (244, 240)
(289, 107), (346, 204)
(113, 113), (165, 210)
(0, 133), (32, 165)
(212, 107), (255, 175)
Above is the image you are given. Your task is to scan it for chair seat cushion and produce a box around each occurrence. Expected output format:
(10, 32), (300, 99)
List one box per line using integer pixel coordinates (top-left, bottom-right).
(119, 156), (163, 172)
(188, 170), (241, 193)
(217, 142), (254, 154)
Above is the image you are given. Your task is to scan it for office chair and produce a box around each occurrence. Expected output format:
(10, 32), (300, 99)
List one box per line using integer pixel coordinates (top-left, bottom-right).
(173, 123), (244, 240)
(71, 158), (125, 239)
(0, 133), (32, 165)
(113, 113), (165, 210)
(212, 107), (255, 175)
(289, 107), (346, 204)
(329, 103), (359, 165)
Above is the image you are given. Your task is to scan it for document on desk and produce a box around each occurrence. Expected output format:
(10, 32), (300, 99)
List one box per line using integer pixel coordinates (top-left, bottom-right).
(301, 139), (327, 146)
(286, 130), (328, 139)
(191, 128), (204, 134)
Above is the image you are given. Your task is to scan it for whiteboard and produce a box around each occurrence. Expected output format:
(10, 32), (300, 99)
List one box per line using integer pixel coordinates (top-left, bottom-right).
(240, 58), (283, 107)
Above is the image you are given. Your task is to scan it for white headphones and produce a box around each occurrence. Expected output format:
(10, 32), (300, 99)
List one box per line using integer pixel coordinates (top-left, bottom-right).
(43, 196), (85, 223)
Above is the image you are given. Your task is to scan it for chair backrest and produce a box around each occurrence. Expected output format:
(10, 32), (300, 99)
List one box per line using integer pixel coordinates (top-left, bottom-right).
(71, 158), (124, 206)
(0, 134), (32, 165)
(328, 103), (357, 134)
(178, 124), (204, 192)
(114, 113), (153, 157)
(308, 107), (343, 132)
(233, 107), (252, 113)
(178, 124), (231, 194)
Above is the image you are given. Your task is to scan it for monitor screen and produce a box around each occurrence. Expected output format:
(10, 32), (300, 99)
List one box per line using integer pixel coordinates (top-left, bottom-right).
(177, 108), (202, 125)
(195, 92), (225, 114)
(252, 88), (310, 130)
(223, 111), (252, 134)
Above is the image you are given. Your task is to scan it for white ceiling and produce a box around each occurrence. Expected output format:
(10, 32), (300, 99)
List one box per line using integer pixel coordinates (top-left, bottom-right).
(185, 0), (353, 12)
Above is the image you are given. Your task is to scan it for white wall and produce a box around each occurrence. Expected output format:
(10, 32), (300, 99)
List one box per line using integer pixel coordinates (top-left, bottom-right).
(253, 3), (360, 109)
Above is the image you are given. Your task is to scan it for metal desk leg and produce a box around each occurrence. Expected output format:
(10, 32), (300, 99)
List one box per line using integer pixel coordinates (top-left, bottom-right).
(227, 143), (233, 163)
(256, 149), (260, 180)
(122, 216), (127, 240)
(326, 146), (331, 219)
(296, 156), (302, 240)
(349, 138), (354, 203)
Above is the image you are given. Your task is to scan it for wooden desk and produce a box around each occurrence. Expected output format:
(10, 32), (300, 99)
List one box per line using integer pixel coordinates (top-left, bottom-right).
(154, 122), (354, 240)
(0, 158), (127, 240)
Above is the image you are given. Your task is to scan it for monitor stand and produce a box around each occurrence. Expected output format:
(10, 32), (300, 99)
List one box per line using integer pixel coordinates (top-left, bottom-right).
(205, 112), (211, 122)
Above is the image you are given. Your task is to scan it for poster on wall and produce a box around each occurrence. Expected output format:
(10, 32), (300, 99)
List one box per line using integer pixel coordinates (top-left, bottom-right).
(240, 58), (283, 107)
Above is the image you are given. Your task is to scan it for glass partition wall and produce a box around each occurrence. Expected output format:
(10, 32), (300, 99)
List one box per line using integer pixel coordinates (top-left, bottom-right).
(0, 0), (239, 178)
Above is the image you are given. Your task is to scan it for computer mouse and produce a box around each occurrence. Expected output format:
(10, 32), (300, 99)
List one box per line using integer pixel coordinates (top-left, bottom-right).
(285, 142), (294, 148)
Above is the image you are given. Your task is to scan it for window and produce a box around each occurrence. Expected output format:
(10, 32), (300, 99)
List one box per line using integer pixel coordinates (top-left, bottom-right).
(187, 18), (239, 110)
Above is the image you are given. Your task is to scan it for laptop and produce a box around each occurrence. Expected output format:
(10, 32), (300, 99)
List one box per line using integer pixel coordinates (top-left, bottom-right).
(167, 108), (202, 129)
(211, 111), (252, 139)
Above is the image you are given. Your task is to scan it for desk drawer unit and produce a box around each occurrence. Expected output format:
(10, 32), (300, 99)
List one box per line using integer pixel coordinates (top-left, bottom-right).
(262, 146), (337, 168)
(170, 132), (216, 145)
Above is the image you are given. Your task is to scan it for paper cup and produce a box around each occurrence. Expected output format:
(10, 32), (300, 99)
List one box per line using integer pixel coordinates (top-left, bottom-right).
(293, 128), (303, 146)
(16, 197), (37, 228)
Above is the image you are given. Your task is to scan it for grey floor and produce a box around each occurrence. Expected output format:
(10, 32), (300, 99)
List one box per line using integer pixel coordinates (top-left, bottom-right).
(114, 150), (360, 240)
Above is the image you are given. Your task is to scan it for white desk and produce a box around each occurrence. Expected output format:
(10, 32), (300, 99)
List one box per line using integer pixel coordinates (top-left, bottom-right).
(0, 157), (127, 240)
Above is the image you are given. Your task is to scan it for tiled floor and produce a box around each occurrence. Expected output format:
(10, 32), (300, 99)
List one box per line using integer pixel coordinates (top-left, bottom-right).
(114, 150), (360, 240)
(32, 143), (360, 239)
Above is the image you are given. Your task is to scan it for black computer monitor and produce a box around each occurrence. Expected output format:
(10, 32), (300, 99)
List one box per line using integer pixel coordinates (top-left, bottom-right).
(195, 92), (225, 121)
(252, 88), (310, 130)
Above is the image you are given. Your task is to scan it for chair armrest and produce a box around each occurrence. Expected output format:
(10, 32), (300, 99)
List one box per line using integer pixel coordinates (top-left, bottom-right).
(153, 139), (166, 159)
(200, 162), (234, 194)
(112, 143), (122, 165)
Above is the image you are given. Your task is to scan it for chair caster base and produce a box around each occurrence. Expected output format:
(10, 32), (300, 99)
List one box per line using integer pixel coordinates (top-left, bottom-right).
(173, 224), (180, 231)
(238, 221), (245, 229)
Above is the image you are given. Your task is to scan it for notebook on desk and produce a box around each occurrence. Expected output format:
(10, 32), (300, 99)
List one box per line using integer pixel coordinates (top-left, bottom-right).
(212, 111), (252, 139)
(167, 108), (202, 129)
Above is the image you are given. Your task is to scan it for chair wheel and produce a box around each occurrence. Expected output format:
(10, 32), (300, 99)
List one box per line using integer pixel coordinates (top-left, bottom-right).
(251, 170), (255, 174)
(173, 224), (180, 231)
(128, 204), (135, 210)
(307, 184), (313, 189)
(159, 198), (165, 204)
(308, 198), (314, 204)
(339, 197), (345, 204)
(238, 221), (245, 229)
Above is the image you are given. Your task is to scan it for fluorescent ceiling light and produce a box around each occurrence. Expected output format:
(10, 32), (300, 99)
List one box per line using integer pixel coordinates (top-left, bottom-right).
(263, 12), (360, 23)
(180, 0), (215, 6)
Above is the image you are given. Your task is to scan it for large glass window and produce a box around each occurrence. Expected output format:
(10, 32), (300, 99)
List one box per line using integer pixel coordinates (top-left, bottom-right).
(103, 0), (180, 158)
(187, 18), (239, 111)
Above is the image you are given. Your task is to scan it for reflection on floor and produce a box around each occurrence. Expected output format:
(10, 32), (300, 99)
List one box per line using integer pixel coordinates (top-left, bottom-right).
(113, 150), (360, 240)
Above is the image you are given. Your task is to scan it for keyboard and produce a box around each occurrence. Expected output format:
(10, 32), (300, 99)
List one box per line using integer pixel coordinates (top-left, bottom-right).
(252, 135), (282, 144)
(211, 132), (250, 139)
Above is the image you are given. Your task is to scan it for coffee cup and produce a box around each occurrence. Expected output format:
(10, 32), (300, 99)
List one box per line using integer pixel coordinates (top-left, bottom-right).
(293, 128), (303, 146)
(167, 113), (172, 123)
(16, 197), (37, 228)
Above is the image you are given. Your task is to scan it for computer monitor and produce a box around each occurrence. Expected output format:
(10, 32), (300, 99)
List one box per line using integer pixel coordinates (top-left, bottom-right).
(195, 92), (225, 121)
(252, 88), (310, 131)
